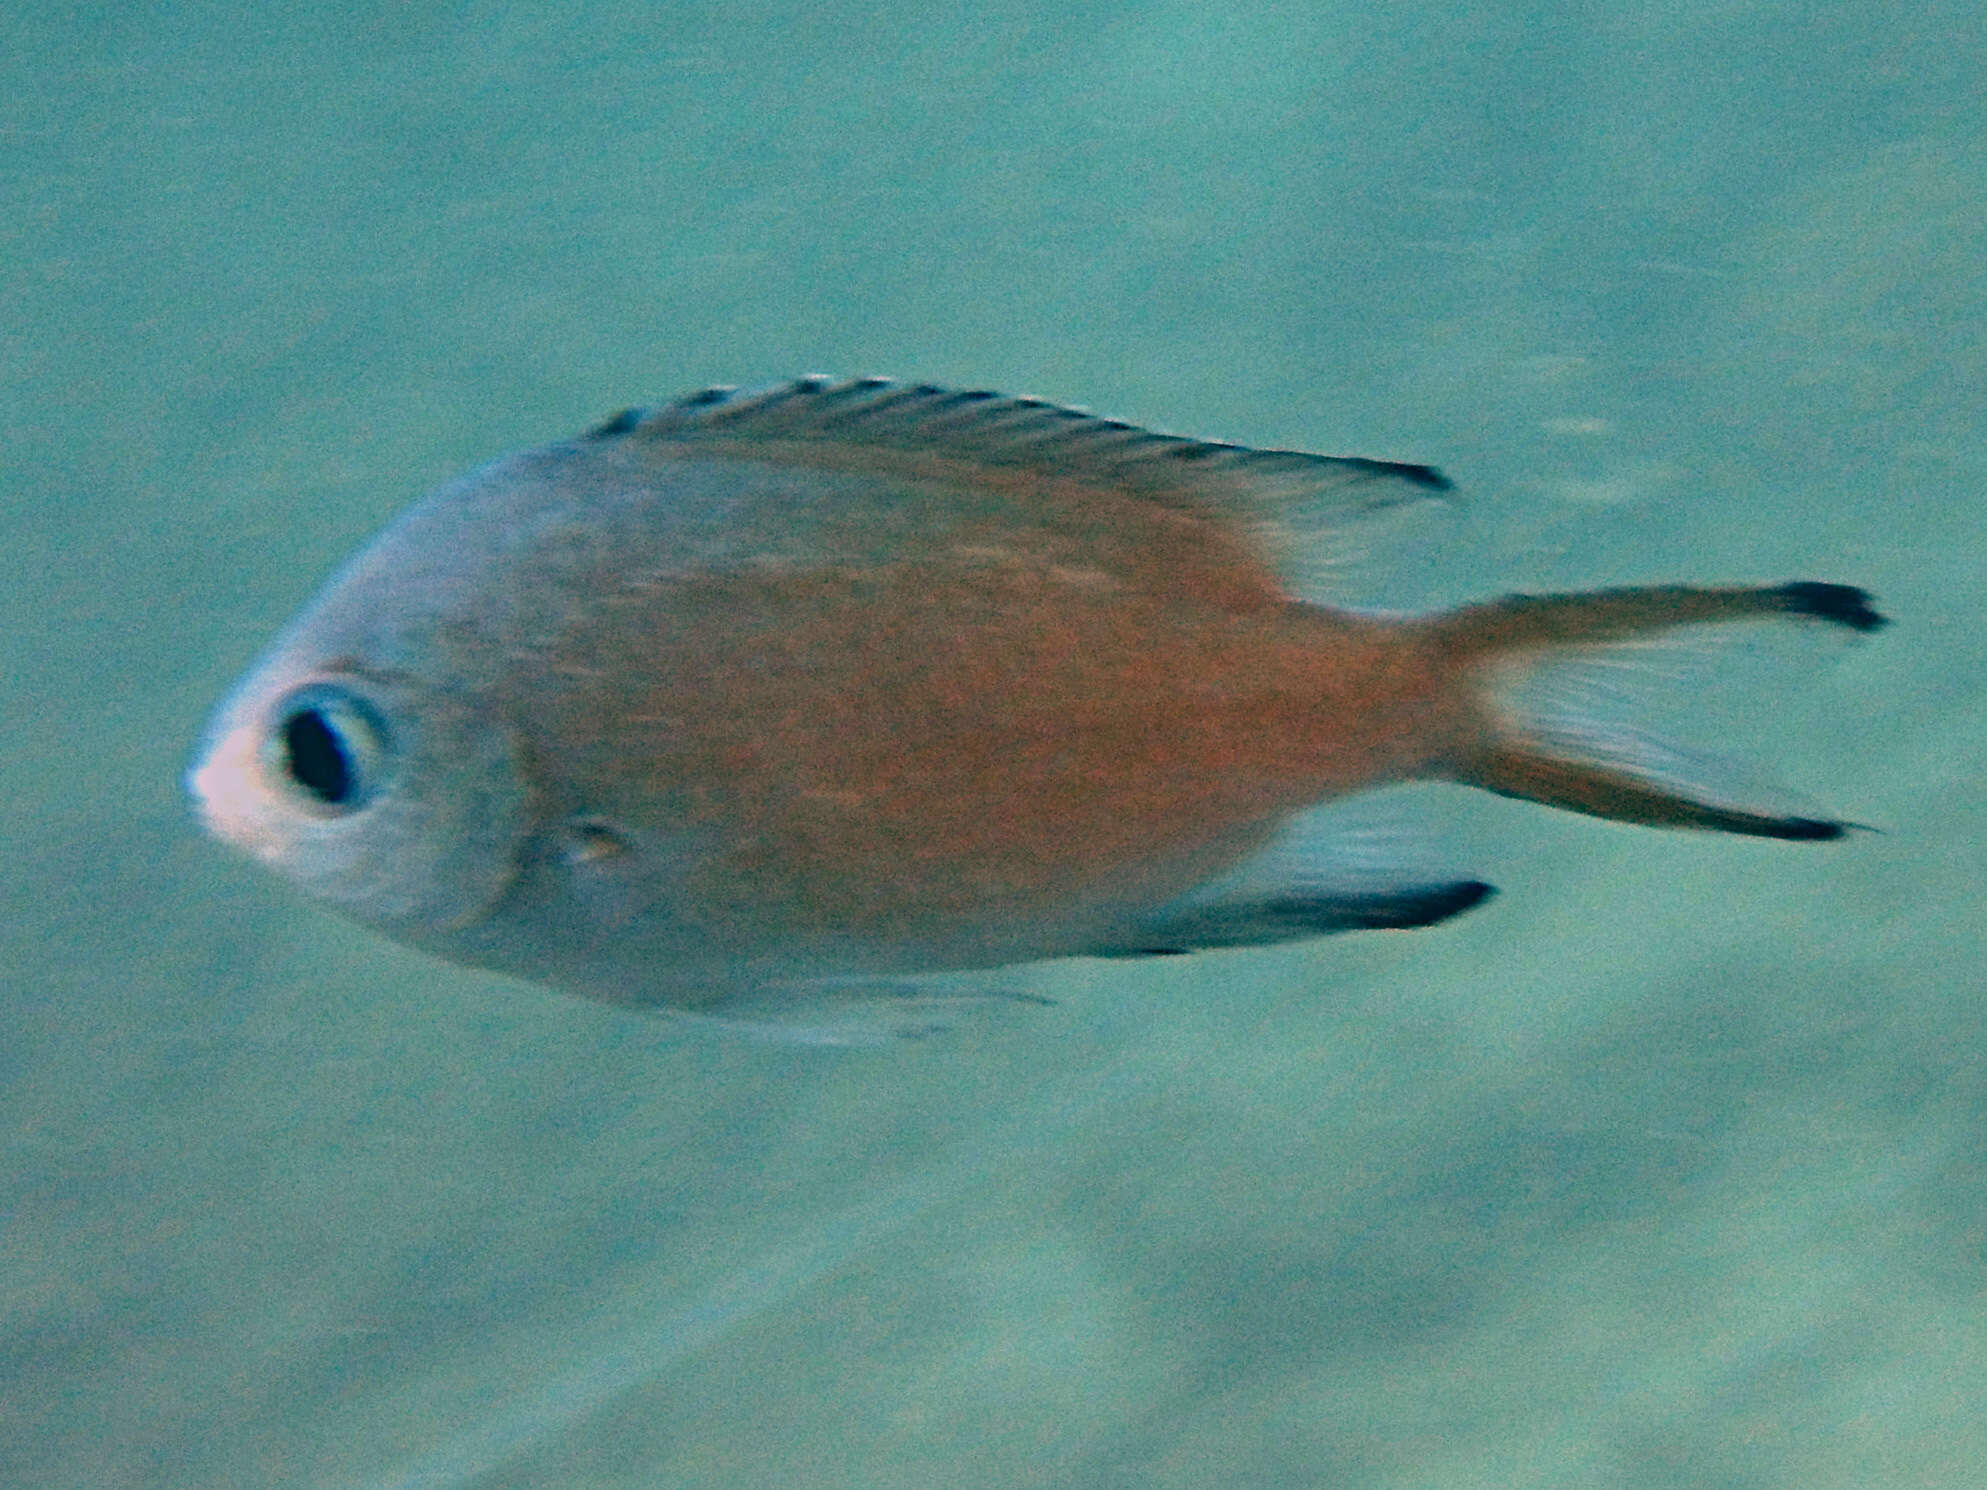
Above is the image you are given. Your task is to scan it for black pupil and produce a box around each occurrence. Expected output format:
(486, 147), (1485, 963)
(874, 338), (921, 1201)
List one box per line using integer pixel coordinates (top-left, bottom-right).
(281, 707), (355, 805)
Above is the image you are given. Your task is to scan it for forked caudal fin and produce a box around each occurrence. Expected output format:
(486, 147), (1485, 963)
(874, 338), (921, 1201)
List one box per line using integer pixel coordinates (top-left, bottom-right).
(1429, 581), (1888, 839)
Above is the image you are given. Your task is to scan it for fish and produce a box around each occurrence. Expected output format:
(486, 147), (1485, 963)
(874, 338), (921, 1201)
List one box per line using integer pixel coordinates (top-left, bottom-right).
(186, 376), (1886, 1026)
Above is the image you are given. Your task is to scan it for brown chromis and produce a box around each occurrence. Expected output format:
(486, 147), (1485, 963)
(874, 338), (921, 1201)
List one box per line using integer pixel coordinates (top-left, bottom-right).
(187, 377), (1885, 1032)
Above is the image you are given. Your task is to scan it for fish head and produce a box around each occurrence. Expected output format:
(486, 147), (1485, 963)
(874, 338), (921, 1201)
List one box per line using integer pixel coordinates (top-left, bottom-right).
(186, 645), (533, 937)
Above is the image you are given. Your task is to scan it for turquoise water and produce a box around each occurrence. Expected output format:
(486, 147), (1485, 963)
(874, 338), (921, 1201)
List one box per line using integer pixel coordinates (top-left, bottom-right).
(5, 3), (1984, 1485)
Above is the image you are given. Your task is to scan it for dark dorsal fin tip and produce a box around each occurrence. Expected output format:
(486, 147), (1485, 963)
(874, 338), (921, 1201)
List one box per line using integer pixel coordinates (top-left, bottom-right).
(826, 384), (936, 423)
(586, 407), (644, 439)
(1055, 420), (1143, 444)
(1349, 456), (1453, 493)
(794, 377), (891, 409)
(1162, 439), (1228, 462)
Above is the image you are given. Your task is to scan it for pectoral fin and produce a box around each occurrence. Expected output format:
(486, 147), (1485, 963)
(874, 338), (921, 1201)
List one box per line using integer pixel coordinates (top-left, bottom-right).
(663, 977), (1059, 1045)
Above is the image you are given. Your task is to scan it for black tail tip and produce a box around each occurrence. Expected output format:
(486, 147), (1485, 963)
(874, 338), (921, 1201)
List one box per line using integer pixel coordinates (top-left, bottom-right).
(1779, 582), (1888, 632)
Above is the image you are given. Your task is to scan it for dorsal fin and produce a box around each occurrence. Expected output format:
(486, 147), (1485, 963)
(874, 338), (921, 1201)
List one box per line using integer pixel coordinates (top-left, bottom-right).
(585, 377), (1452, 595)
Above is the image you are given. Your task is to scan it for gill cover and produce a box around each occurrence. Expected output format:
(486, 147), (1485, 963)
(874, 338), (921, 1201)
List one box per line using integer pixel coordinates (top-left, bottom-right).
(191, 668), (529, 932)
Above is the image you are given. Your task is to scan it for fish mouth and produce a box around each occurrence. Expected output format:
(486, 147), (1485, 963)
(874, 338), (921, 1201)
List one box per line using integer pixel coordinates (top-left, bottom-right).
(184, 720), (283, 861)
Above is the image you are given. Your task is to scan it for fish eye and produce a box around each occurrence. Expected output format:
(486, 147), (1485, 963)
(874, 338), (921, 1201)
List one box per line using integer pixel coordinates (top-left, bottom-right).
(266, 685), (392, 813)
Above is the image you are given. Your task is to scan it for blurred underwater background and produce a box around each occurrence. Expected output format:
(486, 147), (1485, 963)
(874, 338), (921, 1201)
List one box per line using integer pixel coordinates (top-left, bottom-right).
(3, 1), (1984, 1485)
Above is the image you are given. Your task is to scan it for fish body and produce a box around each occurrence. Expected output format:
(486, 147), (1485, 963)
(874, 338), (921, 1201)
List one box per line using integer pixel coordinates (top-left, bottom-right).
(188, 378), (1884, 1015)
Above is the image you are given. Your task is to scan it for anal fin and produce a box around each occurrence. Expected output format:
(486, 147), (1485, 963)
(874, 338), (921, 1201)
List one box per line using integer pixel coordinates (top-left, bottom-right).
(1096, 878), (1495, 958)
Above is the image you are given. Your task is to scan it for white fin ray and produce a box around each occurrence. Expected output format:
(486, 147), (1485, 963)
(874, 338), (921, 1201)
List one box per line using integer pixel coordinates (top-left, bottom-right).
(1522, 717), (1826, 825)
